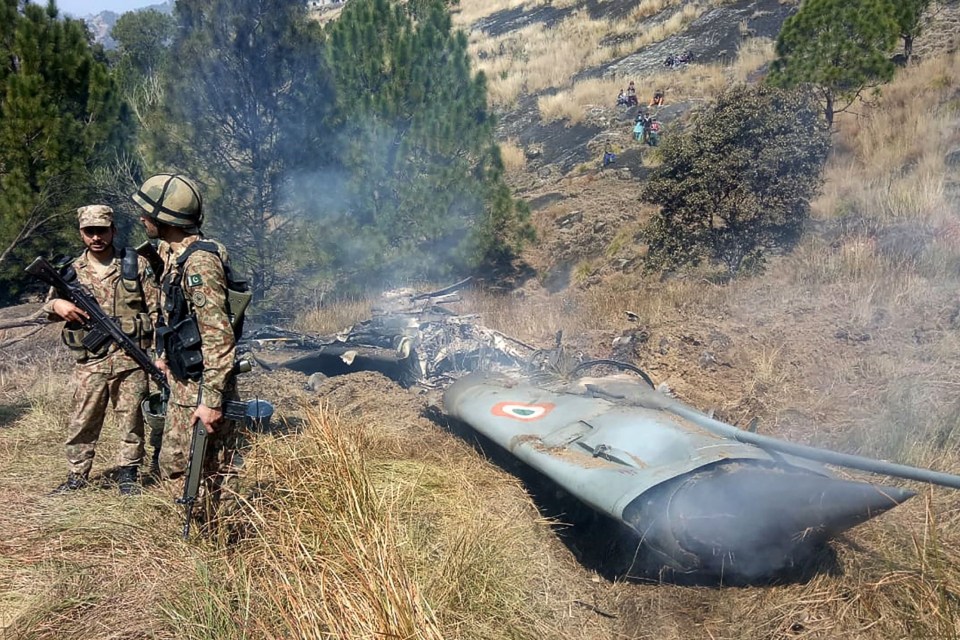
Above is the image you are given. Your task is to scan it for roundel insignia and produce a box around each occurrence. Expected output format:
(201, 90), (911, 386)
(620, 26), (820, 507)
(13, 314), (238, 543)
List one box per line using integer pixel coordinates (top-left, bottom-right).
(492, 402), (555, 421)
(191, 291), (207, 308)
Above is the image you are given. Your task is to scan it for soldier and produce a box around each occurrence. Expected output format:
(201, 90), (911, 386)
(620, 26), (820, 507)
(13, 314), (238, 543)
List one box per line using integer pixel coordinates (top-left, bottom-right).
(45, 205), (158, 495)
(131, 174), (243, 511)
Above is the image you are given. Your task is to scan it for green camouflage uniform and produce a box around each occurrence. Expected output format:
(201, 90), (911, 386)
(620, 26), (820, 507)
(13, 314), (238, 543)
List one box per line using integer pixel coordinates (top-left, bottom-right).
(157, 236), (242, 482)
(43, 249), (159, 476)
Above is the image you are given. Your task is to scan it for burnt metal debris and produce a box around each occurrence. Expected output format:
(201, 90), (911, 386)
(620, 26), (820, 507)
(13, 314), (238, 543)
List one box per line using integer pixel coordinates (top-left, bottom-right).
(245, 280), (960, 582)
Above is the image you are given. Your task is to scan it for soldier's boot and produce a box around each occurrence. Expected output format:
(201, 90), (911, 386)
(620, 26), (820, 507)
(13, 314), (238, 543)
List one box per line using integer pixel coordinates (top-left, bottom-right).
(51, 472), (88, 495)
(117, 465), (142, 496)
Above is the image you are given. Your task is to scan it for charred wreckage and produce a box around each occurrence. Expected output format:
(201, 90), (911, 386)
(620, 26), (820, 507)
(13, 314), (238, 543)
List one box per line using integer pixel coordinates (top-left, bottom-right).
(245, 279), (960, 583)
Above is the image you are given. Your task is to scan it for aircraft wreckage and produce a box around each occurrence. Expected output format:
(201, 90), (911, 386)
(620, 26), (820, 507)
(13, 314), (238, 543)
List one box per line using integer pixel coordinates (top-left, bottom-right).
(246, 280), (960, 582)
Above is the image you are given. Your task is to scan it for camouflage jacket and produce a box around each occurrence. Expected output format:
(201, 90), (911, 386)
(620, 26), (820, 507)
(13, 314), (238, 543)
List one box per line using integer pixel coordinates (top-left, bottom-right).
(42, 246), (159, 370)
(158, 235), (236, 408)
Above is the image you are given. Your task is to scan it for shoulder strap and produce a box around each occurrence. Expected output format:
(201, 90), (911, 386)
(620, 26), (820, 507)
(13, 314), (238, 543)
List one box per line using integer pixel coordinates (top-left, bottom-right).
(176, 240), (221, 268)
(176, 240), (246, 287)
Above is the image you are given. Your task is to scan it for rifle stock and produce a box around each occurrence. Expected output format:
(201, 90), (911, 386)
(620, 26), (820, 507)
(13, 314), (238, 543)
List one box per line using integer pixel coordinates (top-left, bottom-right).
(135, 241), (164, 284)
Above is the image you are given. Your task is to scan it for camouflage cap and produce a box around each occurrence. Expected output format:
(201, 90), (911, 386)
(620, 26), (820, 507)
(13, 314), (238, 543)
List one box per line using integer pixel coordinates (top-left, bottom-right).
(77, 205), (114, 228)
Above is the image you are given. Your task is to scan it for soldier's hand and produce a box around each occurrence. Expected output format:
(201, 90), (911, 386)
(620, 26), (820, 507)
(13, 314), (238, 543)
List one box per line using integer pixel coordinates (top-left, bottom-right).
(51, 299), (88, 323)
(192, 404), (223, 435)
(154, 359), (169, 375)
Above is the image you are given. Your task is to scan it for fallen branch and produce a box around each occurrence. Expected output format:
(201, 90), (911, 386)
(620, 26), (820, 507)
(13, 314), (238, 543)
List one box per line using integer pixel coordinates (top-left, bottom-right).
(0, 316), (51, 331)
(0, 324), (48, 349)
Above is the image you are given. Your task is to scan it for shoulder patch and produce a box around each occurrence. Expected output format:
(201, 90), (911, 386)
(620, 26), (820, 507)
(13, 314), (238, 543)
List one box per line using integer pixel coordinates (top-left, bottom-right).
(187, 273), (203, 287)
(191, 291), (207, 308)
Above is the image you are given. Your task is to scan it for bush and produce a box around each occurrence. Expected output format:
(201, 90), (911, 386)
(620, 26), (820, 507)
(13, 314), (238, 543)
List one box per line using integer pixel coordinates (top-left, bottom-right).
(641, 85), (831, 276)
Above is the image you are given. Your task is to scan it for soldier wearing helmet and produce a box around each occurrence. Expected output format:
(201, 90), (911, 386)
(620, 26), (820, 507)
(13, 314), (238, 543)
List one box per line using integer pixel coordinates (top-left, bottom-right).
(132, 174), (242, 501)
(44, 205), (159, 495)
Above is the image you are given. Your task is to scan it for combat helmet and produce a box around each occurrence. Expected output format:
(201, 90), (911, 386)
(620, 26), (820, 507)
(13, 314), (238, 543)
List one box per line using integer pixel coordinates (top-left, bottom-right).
(132, 174), (203, 232)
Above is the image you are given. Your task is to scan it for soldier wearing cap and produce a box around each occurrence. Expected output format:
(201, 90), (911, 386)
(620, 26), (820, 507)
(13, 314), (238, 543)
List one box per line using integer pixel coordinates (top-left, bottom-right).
(43, 205), (159, 495)
(132, 174), (244, 519)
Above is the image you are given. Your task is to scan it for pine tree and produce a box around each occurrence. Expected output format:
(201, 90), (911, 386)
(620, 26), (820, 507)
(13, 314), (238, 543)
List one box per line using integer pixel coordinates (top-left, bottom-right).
(110, 8), (176, 178)
(323, 0), (532, 285)
(0, 0), (130, 301)
(768, 0), (898, 126)
(157, 0), (332, 298)
(111, 8), (176, 81)
(890, 0), (932, 61)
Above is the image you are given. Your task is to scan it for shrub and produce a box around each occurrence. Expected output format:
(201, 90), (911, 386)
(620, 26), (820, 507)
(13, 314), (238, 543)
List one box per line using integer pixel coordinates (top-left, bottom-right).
(641, 84), (831, 276)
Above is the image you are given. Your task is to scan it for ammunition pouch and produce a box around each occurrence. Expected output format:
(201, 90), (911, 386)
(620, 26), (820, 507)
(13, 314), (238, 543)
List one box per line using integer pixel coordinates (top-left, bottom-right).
(136, 312), (154, 349)
(156, 317), (204, 382)
(174, 240), (250, 340)
(58, 248), (152, 363)
(62, 322), (109, 362)
(226, 286), (252, 339)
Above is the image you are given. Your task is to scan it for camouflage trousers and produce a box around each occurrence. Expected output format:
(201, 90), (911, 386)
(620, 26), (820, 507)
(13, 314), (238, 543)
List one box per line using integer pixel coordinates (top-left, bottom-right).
(65, 358), (147, 476)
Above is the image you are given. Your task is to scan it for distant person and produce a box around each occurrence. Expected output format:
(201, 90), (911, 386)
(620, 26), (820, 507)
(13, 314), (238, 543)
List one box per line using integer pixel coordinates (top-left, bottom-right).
(633, 118), (645, 141)
(603, 144), (617, 167)
(616, 89), (629, 107)
(649, 90), (664, 107)
(626, 81), (638, 106)
(647, 120), (662, 146)
(45, 206), (159, 495)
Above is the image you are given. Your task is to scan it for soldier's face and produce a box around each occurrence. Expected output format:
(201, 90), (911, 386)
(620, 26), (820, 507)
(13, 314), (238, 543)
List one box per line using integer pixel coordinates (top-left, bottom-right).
(80, 225), (114, 255)
(140, 215), (159, 239)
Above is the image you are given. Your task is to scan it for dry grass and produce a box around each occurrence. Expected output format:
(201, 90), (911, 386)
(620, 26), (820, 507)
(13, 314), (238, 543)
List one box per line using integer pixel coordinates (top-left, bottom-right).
(537, 33), (771, 124)
(726, 35), (775, 83)
(292, 295), (373, 334)
(436, 41), (960, 640)
(474, 4), (701, 108)
(452, 0), (532, 26)
(499, 137), (527, 172)
(4, 7), (960, 640)
(818, 51), (960, 219)
(0, 349), (563, 638)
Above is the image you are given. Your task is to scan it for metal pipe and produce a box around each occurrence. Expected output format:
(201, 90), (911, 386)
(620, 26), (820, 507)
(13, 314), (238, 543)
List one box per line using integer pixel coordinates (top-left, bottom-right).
(663, 401), (960, 490)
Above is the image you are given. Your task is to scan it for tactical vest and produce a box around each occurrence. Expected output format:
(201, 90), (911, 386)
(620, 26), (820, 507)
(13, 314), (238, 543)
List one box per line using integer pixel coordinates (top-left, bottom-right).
(62, 248), (154, 362)
(156, 241), (250, 382)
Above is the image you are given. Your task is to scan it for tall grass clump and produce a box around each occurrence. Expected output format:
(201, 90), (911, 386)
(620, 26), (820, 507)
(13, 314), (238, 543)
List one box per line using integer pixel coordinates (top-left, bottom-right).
(211, 406), (552, 638)
(499, 137), (528, 172)
(292, 295), (373, 334)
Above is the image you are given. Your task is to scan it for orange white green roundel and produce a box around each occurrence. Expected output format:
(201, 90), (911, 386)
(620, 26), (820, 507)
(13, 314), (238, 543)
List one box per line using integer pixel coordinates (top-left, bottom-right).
(491, 402), (556, 421)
